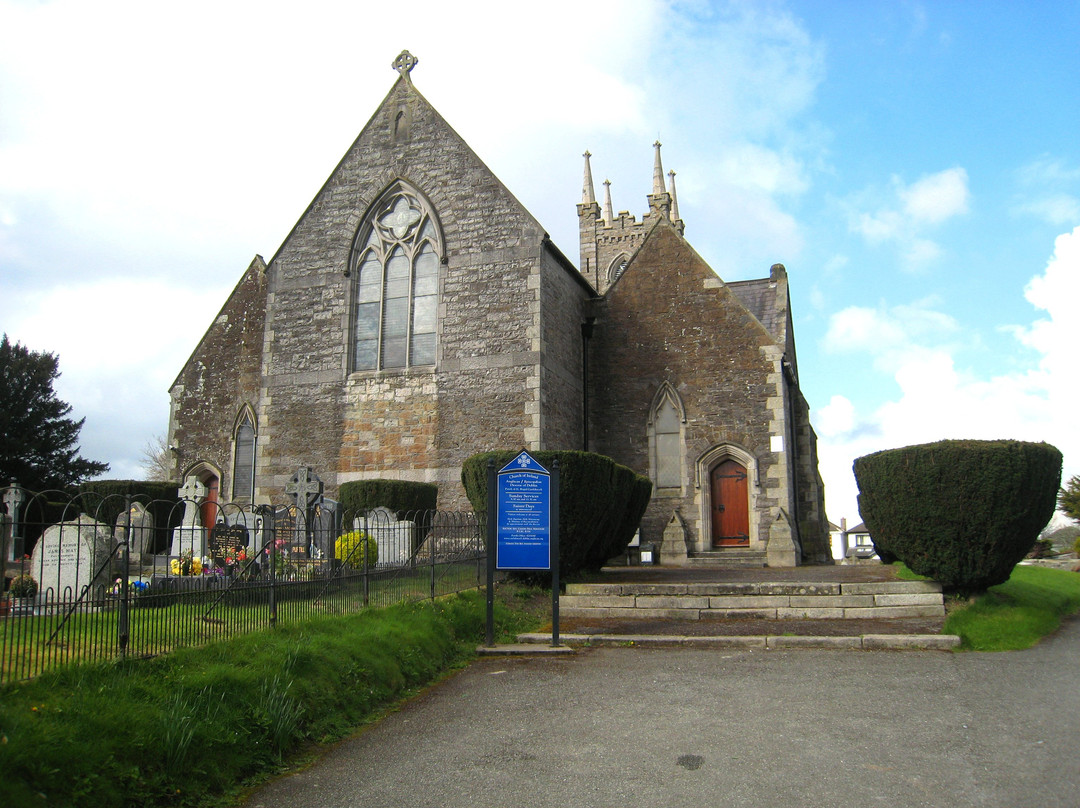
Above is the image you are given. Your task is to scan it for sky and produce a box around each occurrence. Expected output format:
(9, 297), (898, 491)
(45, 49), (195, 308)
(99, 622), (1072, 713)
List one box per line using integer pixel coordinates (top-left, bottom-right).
(1, 0), (1078, 525)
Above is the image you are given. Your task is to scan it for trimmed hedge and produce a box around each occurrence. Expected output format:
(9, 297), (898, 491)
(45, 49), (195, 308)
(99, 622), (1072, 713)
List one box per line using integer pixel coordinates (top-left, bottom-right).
(337, 479), (438, 518)
(854, 439), (1062, 592)
(461, 450), (652, 578)
(77, 480), (183, 556)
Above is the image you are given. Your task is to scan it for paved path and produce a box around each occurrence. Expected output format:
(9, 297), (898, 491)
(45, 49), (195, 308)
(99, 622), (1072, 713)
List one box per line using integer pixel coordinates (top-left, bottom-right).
(243, 620), (1080, 808)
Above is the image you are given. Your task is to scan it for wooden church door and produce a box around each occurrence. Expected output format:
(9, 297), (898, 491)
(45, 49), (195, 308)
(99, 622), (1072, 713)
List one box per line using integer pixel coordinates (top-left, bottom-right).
(710, 460), (749, 547)
(200, 475), (220, 528)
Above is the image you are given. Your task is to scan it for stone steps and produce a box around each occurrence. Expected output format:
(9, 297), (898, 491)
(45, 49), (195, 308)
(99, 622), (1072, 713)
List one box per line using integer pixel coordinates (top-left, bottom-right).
(561, 580), (945, 621)
(513, 632), (960, 651)
(686, 549), (767, 568)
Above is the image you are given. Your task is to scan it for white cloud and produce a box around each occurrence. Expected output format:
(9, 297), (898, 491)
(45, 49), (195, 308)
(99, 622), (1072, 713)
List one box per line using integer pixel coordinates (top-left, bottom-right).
(818, 226), (1080, 521)
(900, 167), (970, 223)
(1013, 156), (1080, 226)
(847, 167), (970, 270)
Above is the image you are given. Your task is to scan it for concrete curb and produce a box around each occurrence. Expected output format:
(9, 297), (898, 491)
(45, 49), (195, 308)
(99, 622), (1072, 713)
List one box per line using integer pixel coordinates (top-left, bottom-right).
(476, 643), (577, 656)
(515, 632), (962, 651)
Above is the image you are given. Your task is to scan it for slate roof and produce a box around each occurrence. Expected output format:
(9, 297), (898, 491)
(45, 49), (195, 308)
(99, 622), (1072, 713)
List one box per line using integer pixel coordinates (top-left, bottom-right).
(727, 278), (784, 341)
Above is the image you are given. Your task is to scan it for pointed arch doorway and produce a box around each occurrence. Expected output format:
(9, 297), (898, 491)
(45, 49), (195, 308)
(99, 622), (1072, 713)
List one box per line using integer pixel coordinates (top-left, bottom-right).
(710, 459), (749, 547)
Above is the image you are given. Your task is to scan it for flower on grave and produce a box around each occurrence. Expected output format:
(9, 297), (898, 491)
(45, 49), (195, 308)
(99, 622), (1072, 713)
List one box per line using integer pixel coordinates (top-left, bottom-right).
(170, 551), (204, 576)
(225, 547), (248, 566)
(110, 578), (150, 595)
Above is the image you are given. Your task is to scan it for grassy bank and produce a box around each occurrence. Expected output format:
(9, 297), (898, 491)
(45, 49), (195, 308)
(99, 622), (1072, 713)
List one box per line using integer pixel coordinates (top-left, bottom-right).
(943, 565), (1080, 650)
(0, 587), (543, 808)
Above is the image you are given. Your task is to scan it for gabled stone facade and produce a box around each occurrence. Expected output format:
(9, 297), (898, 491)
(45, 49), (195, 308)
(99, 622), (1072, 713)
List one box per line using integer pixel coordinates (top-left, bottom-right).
(168, 52), (830, 564)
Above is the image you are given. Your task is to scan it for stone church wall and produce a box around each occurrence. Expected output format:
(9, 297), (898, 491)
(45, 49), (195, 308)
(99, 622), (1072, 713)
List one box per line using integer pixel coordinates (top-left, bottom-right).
(537, 245), (592, 452)
(588, 222), (788, 550)
(249, 77), (568, 508)
(169, 256), (267, 498)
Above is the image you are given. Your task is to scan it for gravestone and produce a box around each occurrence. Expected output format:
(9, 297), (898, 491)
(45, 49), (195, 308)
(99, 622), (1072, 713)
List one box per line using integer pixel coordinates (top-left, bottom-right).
(309, 499), (338, 560)
(115, 502), (154, 565)
(273, 505), (310, 560)
(285, 467), (323, 509)
(221, 507), (259, 554)
(3, 482), (26, 562)
(170, 476), (206, 557)
(208, 523), (250, 565)
(358, 506), (412, 567)
(283, 467), (324, 561)
(30, 518), (113, 601)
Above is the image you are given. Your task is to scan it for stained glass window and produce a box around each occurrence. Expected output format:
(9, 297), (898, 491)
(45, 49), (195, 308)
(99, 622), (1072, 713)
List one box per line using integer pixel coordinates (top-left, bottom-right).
(352, 185), (442, 370)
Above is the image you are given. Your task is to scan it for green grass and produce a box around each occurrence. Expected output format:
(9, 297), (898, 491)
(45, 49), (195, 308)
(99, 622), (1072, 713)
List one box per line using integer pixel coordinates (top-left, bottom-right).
(1, 563), (484, 684)
(893, 562), (930, 581)
(0, 584), (544, 808)
(943, 565), (1080, 651)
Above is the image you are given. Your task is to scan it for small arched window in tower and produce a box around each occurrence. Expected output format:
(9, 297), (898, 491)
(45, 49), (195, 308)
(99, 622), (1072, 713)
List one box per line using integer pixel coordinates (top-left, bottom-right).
(232, 410), (256, 503)
(351, 183), (442, 371)
(608, 254), (630, 285)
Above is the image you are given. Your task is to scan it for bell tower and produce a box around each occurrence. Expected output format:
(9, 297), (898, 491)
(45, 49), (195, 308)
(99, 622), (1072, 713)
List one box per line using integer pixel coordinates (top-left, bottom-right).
(577, 142), (685, 295)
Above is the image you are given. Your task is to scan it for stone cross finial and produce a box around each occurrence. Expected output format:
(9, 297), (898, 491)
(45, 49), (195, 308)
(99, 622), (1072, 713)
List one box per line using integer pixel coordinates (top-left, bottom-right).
(393, 50), (419, 79)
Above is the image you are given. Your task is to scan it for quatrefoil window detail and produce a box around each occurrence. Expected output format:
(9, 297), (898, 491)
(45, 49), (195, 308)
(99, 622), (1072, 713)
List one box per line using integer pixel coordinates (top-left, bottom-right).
(377, 196), (422, 239)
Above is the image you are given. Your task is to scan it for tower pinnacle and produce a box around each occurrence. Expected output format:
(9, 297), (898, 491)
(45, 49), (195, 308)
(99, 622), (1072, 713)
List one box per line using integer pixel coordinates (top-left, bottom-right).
(602, 179), (613, 226)
(668, 170), (680, 222)
(582, 151), (596, 204)
(652, 141), (665, 195)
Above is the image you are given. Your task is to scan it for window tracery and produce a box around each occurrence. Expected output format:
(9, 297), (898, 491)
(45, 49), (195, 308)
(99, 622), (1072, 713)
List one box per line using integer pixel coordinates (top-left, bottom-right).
(352, 184), (441, 371)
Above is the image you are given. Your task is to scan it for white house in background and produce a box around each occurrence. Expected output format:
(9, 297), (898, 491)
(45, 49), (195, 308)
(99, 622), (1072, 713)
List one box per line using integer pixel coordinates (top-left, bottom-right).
(829, 518), (877, 562)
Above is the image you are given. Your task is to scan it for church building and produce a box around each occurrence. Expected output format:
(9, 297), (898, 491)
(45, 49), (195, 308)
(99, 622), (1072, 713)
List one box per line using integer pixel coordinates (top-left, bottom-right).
(168, 51), (830, 565)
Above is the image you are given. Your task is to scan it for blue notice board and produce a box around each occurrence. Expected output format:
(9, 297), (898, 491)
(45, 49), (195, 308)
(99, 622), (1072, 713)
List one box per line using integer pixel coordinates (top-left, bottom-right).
(496, 451), (551, 570)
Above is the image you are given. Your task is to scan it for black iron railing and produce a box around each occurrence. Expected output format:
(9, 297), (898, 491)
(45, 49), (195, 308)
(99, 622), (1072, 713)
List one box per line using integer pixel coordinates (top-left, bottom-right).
(0, 485), (485, 685)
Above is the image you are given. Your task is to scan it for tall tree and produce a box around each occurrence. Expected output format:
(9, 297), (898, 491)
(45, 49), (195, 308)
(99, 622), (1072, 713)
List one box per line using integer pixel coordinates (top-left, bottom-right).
(0, 334), (109, 493)
(140, 433), (174, 482)
(1060, 475), (1080, 523)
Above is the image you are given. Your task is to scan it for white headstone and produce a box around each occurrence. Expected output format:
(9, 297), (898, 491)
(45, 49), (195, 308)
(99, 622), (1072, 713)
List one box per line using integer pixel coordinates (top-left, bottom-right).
(170, 476), (207, 557)
(357, 507), (412, 567)
(30, 518), (113, 602)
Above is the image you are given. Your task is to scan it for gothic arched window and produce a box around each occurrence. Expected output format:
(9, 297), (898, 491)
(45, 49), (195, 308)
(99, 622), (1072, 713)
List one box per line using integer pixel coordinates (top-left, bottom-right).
(232, 409), (256, 503)
(648, 382), (685, 491)
(351, 184), (442, 371)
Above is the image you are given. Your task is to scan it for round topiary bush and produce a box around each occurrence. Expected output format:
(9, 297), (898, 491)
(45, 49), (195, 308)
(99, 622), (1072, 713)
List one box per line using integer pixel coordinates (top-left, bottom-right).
(334, 531), (378, 568)
(853, 439), (1062, 592)
(10, 574), (38, 599)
